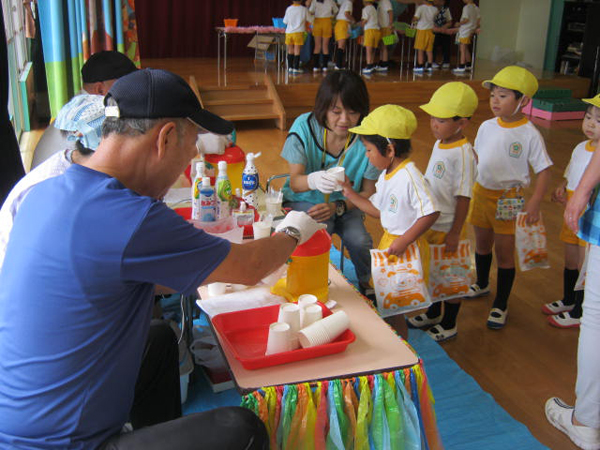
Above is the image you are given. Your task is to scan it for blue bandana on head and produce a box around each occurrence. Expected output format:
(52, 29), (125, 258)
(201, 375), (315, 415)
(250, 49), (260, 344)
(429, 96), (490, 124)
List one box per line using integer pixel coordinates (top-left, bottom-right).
(54, 94), (105, 150)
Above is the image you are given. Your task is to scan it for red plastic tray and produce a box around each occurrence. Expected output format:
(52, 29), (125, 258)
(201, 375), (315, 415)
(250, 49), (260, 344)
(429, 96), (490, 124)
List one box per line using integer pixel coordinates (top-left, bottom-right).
(212, 303), (355, 370)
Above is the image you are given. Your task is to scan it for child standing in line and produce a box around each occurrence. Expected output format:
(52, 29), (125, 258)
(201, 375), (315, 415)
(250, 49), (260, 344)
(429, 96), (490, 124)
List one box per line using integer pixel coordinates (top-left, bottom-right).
(284, 0), (309, 74)
(308, 0), (338, 72)
(376, 0), (393, 72)
(360, 0), (381, 75)
(407, 82), (478, 342)
(412, 0), (437, 73)
(333, 0), (355, 70)
(544, 94), (600, 328)
(340, 105), (439, 338)
(452, 0), (480, 74)
(431, 0), (452, 69)
(467, 65), (552, 330)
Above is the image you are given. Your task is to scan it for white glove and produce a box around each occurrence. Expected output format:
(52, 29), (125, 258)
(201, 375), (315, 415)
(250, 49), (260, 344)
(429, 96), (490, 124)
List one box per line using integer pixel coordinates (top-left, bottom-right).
(307, 171), (338, 194)
(275, 211), (327, 245)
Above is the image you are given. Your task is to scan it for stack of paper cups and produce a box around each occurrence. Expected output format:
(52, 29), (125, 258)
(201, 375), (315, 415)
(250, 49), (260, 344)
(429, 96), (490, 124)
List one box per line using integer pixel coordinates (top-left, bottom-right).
(302, 304), (323, 328)
(298, 310), (350, 348)
(277, 303), (301, 350)
(265, 322), (292, 355)
(298, 294), (318, 327)
(253, 221), (271, 240)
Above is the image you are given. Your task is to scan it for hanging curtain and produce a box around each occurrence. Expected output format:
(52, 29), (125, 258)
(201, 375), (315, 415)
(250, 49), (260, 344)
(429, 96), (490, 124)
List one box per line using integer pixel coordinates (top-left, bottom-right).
(0, 5), (25, 204)
(37, 0), (140, 118)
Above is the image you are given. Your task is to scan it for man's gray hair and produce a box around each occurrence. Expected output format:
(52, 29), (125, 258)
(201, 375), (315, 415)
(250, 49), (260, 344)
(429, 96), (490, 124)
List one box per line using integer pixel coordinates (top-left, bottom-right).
(102, 97), (188, 138)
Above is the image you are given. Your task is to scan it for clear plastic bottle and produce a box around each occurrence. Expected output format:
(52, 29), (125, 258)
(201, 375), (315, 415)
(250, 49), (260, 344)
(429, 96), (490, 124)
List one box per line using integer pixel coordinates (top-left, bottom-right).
(242, 152), (261, 209)
(191, 161), (205, 221)
(199, 177), (216, 222)
(215, 161), (232, 220)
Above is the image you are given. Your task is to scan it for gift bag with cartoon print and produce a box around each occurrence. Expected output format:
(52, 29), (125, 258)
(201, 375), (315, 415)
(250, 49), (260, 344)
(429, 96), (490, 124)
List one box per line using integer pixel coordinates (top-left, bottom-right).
(371, 243), (431, 317)
(428, 240), (474, 302)
(515, 212), (550, 271)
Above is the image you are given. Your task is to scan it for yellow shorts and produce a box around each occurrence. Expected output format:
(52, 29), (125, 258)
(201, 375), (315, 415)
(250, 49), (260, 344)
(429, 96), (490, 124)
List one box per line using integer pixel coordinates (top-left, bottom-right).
(285, 32), (306, 46)
(468, 183), (520, 235)
(459, 36), (472, 45)
(363, 28), (381, 48)
(312, 18), (333, 38)
(414, 28), (434, 51)
(560, 190), (586, 246)
(334, 19), (349, 41)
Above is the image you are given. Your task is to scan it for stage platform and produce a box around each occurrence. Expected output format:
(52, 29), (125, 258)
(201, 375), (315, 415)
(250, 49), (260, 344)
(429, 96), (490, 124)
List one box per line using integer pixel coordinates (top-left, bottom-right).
(142, 56), (591, 128)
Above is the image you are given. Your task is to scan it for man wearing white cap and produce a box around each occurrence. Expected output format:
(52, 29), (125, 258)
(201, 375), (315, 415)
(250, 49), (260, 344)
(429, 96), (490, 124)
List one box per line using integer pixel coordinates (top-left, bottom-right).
(0, 68), (323, 449)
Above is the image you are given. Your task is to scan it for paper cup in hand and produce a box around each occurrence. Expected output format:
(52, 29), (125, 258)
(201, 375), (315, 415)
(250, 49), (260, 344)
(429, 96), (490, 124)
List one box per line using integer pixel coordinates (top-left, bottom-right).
(277, 303), (301, 349)
(302, 304), (323, 328)
(298, 310), (350, 348)
(265, 322), (292, 355)
(326, 167), (345, 191)
(253, 221), (271, 240)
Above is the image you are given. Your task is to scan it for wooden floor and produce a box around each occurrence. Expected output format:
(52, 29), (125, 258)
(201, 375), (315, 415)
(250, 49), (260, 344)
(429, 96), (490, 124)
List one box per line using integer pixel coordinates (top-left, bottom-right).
(24, 56), (589, 449)
(154, 57), (586, 449)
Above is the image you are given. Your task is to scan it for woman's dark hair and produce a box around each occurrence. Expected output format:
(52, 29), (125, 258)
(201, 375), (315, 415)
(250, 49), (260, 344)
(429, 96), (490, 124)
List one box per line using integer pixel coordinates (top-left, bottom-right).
(362, 135), (411, 159)
(313, 70), (370, 129)
(489, 83), (524, 100)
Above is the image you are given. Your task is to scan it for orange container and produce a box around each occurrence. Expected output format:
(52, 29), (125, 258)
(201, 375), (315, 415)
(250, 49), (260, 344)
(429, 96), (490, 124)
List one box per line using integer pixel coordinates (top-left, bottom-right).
(271, 229), (332, 302)
(224, 18), (238, 27)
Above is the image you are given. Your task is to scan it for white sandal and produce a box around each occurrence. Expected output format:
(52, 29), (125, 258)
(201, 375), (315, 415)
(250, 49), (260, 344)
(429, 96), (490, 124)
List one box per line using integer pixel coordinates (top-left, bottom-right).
(426, 324), (458, 342)
(407, 313), (442, 329)
(487, 308), (508, 329)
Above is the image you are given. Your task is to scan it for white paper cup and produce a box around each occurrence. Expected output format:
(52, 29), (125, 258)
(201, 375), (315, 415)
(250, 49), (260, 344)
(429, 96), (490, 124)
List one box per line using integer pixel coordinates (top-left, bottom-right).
(302, 304), (323, 328)
(265, 322), (292, 355)
(207, 282), (227, 297)
(277, 303), (301, 350)
(298, 294), (318, 327)
(253, 221), (272, 240)
(298, 310), (350, 348)
(266, 198), (283, 217)
(326, 166), (345, 191)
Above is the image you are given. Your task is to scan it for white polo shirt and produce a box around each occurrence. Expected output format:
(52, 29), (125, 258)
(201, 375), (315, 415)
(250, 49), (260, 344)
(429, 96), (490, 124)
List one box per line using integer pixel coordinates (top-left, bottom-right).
(362, 4), (379, 31)
(414, 4), (437, 30)
(370, 159), (438, 235)
(377, 0), (393, 28)
(474, 117), (553, 190)
(310, 0), (338, 18)
(336, 0), (353, 21)
(565, 140), (595, 191)
(425, 138), (477, 232)
(458, 3), (480, 38)
(284, 4), (308, 33)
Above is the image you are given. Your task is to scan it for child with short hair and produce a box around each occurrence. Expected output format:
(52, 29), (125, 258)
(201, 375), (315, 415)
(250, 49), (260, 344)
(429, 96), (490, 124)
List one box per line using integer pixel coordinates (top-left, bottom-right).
(468, 65), (552, 329)
(544, 94), (600, 328)
(407, 82), (478, 342)
(452, 0), (480, 74)
(412, 0), (438, 73)
(308, 0), (338, 72)
(360, 0), (381, 75)
(340, 104), (439, 338)
(334, 0), (355, 69)
(284, 0), (309, 74)
(376, 0), (393, 72)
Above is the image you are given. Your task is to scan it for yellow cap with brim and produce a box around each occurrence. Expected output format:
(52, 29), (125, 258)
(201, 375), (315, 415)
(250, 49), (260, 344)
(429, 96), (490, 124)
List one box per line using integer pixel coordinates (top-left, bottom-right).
(482, 65), (539, 99)
(350, 104), (417, 139)
(582, 94), (600, 109)
(420, 82), (478, 118)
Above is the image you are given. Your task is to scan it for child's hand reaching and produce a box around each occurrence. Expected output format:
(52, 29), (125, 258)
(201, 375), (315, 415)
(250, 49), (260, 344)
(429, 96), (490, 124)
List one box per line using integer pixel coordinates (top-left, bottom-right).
(339, 177), (356, 199)
(551, 185), (567, 205)
(444, 231), (459, 254)
(387, 236), (409, 257)
(524, 201), (541, 224)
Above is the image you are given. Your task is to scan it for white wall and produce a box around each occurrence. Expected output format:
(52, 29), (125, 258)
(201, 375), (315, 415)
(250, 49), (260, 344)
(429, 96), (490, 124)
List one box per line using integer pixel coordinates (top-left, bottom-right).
(477, 0), (552, 69)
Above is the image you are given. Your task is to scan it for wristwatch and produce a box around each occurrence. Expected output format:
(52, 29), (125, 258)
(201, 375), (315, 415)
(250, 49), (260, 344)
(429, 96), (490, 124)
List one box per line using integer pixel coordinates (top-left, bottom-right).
(277, 226), (301, 242)
(335, 200), (347, 217)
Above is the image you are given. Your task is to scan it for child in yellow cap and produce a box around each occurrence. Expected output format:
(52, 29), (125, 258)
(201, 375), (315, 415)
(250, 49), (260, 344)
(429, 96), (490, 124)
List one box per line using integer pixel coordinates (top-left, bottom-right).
(284, 0), (309, 74)
(544, 93), (600, 329)
(340, 104), (439, 338)
(468, 65), (553, 330)
(407, 81), (478, 342)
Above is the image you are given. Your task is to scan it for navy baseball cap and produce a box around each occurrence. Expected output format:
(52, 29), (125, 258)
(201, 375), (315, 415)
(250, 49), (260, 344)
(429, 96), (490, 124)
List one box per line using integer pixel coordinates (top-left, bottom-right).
(104, 68), (234, 135)
(81, 51), (137, 83)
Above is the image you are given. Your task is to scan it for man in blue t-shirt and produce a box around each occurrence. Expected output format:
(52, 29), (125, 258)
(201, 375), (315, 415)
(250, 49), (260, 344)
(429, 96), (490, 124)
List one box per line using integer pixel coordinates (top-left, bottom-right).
(0, 69), (324, 450)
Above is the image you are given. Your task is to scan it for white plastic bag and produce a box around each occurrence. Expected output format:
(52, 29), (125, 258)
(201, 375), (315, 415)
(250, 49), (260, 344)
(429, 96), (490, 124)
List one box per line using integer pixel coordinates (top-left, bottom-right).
(428, 240), (474, 302)
(371, 243), (431, 317)
(515, 212), (550, 271)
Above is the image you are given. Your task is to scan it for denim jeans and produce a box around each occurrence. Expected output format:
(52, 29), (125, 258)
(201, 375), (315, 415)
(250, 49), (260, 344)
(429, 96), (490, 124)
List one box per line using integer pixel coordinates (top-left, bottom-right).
(284, 201), (373, 285)
(575, 244), (600, 428)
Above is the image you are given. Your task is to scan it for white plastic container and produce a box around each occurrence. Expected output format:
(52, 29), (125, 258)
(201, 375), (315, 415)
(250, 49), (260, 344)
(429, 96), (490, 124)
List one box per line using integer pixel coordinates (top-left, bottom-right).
(215, 160), (232, 220)
(242, 152), (261, 209)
